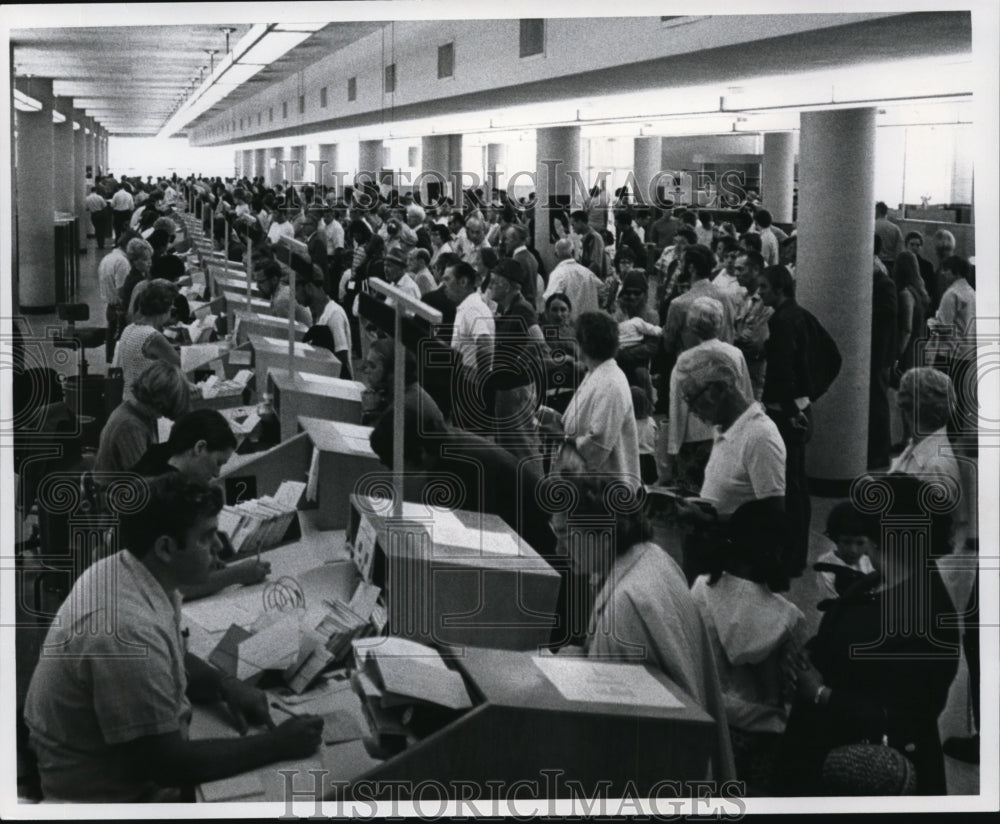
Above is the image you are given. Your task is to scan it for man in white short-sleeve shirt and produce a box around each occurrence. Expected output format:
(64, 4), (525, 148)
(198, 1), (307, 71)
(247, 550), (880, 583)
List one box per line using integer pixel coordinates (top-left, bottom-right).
(23, 475), (323, 802)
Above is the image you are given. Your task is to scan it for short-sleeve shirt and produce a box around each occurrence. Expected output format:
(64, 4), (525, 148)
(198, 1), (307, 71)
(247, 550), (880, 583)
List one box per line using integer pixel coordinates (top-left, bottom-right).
(24, 550), (192, 802)
(451, 291), (495, 372)
(315, 298), (352, 354)
(700, 402), (786, 516)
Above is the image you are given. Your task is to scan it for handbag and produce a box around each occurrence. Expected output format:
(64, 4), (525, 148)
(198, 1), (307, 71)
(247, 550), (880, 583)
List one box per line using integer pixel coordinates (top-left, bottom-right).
(820, 738), (917, 795)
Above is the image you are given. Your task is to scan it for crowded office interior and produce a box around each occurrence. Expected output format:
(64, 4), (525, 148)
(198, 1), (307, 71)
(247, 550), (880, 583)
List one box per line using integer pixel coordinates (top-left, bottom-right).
(5, 6), (996, 810)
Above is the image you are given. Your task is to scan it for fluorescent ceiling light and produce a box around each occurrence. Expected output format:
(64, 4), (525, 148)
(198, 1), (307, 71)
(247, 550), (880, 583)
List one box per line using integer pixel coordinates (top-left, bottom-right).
(220, 62), (264, 85)
(13, 89), (42, 112)
(239, 31), (313, 65)
(52, 110), (66, 123)
(272, 22), (326, 33)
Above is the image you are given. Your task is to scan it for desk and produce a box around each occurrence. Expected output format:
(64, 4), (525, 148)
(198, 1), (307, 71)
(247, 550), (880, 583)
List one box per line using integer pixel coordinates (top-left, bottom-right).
(249, 334), (342, 382)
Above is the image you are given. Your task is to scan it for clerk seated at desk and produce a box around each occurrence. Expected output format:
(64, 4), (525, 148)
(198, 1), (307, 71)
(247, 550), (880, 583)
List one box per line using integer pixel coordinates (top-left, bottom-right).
(254, 259), (312, 327)
(23, 474), (324, 803)
(133, 409), (270, 599)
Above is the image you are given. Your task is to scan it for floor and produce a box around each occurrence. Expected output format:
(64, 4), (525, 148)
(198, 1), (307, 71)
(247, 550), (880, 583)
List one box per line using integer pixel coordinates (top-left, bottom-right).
(12, 230), (981, 798)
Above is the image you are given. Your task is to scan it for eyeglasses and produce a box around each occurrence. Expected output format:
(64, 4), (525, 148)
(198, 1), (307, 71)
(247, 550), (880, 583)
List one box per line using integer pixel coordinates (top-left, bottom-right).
(682, 384), (712, 407)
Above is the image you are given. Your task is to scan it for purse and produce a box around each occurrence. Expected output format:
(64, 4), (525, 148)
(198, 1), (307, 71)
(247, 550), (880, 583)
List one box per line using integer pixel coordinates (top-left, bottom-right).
(820, 737), (917, 795)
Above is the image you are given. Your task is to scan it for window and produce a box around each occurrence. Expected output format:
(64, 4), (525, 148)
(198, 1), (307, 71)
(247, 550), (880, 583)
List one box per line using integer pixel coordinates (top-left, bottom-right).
(347, 76), (357, 101)
(437, 42), (454, 79)
(384, 63), (396, 94)
(519, 19), (544, 57)
(408, 146), (419, 167)
(269, 107), (274, 123)
(258, 112), (262, 126)
(320, 86), (328, 108)
(282, 101), (288, 119)
(298, 95), (305, 114)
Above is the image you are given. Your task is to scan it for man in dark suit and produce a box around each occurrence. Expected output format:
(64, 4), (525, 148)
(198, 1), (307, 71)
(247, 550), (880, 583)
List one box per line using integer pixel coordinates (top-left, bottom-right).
(870, 259), (898, 469)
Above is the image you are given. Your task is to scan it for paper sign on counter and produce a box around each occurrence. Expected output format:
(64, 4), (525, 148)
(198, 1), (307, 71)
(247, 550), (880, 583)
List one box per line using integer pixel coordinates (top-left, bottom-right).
(532, 656), (683, 708)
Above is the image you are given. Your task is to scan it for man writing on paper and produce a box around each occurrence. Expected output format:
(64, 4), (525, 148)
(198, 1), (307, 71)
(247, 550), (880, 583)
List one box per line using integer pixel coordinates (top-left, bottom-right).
(24, 474), (323, 802)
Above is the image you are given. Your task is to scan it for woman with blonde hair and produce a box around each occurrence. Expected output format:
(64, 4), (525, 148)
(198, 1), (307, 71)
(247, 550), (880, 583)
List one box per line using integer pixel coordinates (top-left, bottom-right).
(95, 359), (191, 474)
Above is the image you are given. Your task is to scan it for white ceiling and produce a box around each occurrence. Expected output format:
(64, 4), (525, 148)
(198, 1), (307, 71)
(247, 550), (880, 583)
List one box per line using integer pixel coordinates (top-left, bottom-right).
(10, 22), (382, 136)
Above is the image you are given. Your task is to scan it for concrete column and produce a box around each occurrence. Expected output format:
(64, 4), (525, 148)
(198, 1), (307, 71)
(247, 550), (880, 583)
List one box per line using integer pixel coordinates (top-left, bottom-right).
(762, 131), (796, 223)
(241, 150), (253, 181)
(358, 139), (382, 178)
(486, 142), (507, 203)
(268, 146), (285, 187)
(254, 148), (266, 181)
(52, 97), (75, 214)
(534, 126), (582, 272)
(317, 143), (339, 198)
(290, 145), (307, 183)
(632, 136), (663, 206)
(15, 77), (56, 310)
(101, 128), (108, 175)
(85, 118), (96, 183)
(74, 109), (88, 249)
(796, 108), (877, 484)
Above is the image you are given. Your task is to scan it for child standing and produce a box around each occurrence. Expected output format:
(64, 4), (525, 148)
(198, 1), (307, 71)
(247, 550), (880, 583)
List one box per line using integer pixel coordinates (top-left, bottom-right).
(814, 501), (876, 600)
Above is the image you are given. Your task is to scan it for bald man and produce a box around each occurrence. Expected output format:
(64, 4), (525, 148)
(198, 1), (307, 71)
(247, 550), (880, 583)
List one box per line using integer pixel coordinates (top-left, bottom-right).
(544, 238), (605, 319)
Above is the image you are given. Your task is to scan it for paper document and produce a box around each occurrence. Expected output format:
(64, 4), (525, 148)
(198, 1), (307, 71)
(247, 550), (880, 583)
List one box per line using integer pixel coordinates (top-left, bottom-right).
(533, 656), (683, 708)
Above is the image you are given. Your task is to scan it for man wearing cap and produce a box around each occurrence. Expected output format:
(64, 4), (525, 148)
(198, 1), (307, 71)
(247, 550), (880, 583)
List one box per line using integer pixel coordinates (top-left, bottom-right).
(382, 246), (422, 305)
(544, 238), (604, 319)
(489, 259), (546, 460)
(294, 257), (353, 380)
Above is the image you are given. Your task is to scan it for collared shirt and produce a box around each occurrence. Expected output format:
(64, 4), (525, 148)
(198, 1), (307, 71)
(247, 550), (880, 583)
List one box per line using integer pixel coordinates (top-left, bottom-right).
(266, 220), (294, 246)
(98, 248), (131, 305)
(315, 298), (352, 354)
(933, 278), (976, 351)
(700, 402), (786, 516)
(562, 357), (641, 486)
(544, 258), (603, 318)
(662, 279), (736, 352)
(757, 226), (780, 266)
(24, 550), (192, 802)
(85, 192), (108, 213)
(889, 427), (962, 493)
(451, 290), (495, 371)
(691, 571), (807, 733)
(411, 266), (436, 296)
(110, 189), (134, 211)
(322, 217), (345, 255)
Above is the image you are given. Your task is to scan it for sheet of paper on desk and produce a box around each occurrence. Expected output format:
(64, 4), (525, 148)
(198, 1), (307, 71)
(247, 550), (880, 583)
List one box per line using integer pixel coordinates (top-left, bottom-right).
(352, 636), (448, 669)
(322, 710), (363, 744)
(180, 342), (222, 372)
(201, 771), (266, 802)
(321, 739), (380, 783)
(236, 614), (301, 681)
(347, 581), (381, 621)
(184, 600), (257, 634)
(532, 656), (683, 708)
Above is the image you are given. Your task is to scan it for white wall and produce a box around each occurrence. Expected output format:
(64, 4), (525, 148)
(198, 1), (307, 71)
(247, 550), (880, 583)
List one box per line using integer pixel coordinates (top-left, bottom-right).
(108, 137), (238, 178)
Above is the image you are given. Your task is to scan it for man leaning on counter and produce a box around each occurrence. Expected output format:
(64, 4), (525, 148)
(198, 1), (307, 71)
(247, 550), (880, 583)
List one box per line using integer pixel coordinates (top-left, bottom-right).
(23, 474), (324, 802)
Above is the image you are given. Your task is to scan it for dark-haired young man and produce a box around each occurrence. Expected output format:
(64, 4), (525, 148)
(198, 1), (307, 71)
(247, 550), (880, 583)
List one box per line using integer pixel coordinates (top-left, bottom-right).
(24, 474), (323, 802)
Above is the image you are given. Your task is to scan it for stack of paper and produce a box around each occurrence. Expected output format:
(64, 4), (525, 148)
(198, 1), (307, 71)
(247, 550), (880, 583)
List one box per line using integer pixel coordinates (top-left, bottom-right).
(221, 480), (303, 555)
(199, 369), (254, 399)
(180, 314), (218, 344)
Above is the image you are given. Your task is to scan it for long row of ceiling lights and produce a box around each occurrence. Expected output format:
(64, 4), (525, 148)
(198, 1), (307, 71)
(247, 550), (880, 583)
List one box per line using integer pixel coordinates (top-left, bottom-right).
(157, 22), (325, 139)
